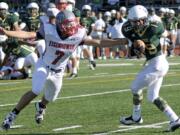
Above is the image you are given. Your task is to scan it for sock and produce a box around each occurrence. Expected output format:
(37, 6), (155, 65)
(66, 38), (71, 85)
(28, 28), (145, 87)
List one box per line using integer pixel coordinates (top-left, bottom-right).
(76, 60), (80, 70)
(89, 55), (94, 61)
(72, 67), (77, 74)
(12, 108), (20, 115)
(164, 105), (179, 122)
(132, 105), (141, 121)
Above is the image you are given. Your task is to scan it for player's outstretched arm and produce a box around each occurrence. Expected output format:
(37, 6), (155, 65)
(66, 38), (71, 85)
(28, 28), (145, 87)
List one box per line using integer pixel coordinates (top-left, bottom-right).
(0, 27), (36, 39)
(84, 38), (128, 47)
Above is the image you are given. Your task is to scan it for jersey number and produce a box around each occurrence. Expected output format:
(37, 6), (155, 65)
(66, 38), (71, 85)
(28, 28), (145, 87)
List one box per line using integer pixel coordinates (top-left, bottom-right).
(146, 44), (157, 55)
(51, 50), (65, 65)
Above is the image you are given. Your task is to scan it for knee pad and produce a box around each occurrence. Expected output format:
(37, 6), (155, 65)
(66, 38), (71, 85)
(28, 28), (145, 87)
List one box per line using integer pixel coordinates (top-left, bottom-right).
(133, 91), (143, 105)
(153, 97), (168, 112)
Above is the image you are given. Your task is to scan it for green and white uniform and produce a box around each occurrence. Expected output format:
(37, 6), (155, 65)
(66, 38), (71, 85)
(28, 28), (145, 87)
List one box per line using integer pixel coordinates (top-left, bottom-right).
(122, 21), (169, 102)
(163, 16), (178, 34)
(19, 15), (40, 57)
(122, 21), (163, 60)
(0, 13), (22, 61)
(22, 15), (40, 32)
(80, 16), (95, 35)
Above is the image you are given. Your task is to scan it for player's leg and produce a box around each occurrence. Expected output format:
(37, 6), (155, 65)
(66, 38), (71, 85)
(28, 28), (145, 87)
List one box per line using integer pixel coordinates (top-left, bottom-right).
(0, 46), (5, 66)
(147, 74), (180, 131)
(35, 70), (63, 123)
(83, 44), (96, 70)
(169, 30), (177, 57)
(2, 59), (48, 130)
(147, 55), (180, 131)
(68, 48), (79, 79)
(120, 66), (149, 125)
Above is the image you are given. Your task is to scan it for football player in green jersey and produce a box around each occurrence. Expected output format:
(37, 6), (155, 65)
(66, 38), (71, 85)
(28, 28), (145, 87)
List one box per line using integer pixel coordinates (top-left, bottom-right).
(119, 5), (180, 132)
(163, 9), (178, 56)
(0, 2), (20, 67)
(22, 2), (40, 32)
(79, 5), (96, 71)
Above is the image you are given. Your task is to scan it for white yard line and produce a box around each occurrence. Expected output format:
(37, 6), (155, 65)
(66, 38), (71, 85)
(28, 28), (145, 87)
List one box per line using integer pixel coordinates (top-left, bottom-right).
(11, 125), (24, 129)
(52, 125), (82, 132)
(0, 82), (24, 85)
(95, 73), (109, 76)
(94, 121), (169, 135)
(0, 83), (180, 108)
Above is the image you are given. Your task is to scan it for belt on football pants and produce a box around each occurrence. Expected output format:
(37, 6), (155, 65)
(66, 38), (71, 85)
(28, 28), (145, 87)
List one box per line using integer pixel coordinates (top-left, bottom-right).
(46, 66), (62, 73)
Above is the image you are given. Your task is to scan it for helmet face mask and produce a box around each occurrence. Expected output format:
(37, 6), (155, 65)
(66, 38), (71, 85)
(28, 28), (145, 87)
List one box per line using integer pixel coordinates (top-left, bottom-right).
(56, 10), (79, 37)
(0, 9), (7, 18)
(27, 2), (39, 17)
(28, 8), (38, 17)
(129, 18), (148, 31)
(82, 9), (91, 17)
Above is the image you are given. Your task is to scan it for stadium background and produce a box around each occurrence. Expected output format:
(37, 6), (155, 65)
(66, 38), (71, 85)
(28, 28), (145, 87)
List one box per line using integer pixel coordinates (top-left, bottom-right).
(0, 0), (179, 56)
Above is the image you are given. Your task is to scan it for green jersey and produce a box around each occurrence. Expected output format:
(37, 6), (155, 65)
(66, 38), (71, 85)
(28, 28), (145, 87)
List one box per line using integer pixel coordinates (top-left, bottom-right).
(73, 8), (81, 18)
(80, 16), (95, 35)
(19, 15), (40, 57)
(122, 21), (164, 60)
(22, 15), (40, 32)
(0, 13), (20, 56)
(0, 13), (18, 30)
(163, 16), (178, 31)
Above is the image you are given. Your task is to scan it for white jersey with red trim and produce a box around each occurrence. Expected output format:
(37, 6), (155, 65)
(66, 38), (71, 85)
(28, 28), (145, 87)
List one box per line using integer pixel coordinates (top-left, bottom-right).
(42, 23), (86, 70)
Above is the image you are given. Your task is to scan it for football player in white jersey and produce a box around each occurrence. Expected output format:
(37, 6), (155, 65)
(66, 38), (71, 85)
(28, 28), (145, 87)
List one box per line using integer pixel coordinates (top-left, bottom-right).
(0, 10), (125, 130)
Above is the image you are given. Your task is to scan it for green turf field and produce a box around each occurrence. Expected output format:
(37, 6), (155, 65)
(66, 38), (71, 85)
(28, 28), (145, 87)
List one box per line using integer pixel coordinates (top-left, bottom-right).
(0, 56), (180, 135)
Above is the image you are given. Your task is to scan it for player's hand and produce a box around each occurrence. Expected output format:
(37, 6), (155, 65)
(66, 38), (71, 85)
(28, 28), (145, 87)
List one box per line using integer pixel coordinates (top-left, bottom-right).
(133, 40), (146, 58)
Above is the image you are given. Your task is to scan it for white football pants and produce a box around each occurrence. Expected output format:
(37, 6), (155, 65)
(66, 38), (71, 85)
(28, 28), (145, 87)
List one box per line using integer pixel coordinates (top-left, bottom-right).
(32, 59), (63, 102)
(131, 54), (169, 102)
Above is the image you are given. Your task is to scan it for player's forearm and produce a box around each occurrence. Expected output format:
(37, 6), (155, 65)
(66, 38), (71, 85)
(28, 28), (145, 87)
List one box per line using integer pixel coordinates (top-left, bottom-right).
(4, 29), (36, 39)
(84, 38), (128, 47)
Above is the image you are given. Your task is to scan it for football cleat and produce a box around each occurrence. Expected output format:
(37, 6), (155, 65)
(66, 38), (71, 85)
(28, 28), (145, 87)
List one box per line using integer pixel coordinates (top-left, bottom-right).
(89, 61), (96, 70)
(2, 112), (17, 130)
(68, 73), (78, 79)
(168, 118), (180, 132)
(120, 115), (143, 125)
(35, 102), (46, 124)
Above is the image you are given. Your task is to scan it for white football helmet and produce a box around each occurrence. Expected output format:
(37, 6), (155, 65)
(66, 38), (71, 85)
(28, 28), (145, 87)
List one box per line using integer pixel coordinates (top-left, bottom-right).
(169, 9), (175, 14)
(104, 11), (111, 17)
(82, 5), (91, 11)
(0, 2), (8, 10)
(27, 2), (39, 17)
(0, 2), (8, 18)
(111, 9), (116, 14)
(47, 8), (59, 17)
(128, 5), (148, 30)
(67, 0), (75, 5)
(128, 5), (148, 20)
(27, 2), (39, 10)
(159, 7), (166, 13)
(120, 6), (126, 13)
(48, 3), (56, 8)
